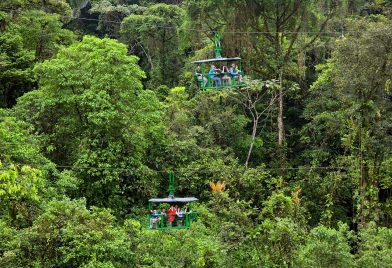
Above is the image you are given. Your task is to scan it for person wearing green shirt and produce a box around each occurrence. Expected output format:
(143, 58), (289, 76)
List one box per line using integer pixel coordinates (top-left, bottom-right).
(229, 63), (242, 83)
(195, 65), (207, 87)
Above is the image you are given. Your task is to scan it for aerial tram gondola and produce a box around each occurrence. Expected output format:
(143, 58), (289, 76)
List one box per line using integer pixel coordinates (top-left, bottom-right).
(147, 172), (198, 230)
(193, 32), (246, 91)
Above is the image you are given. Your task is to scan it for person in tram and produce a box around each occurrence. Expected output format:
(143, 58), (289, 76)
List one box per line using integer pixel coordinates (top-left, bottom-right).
(208, 65), (222, 87)
(167, 205), (177, 227)
(221, 65), (231, 86)
(176, 206), (186, 226)
(160, 207), (167, 227)
(229, 63), (242, 83)
(195, 65), (208, 87)
(149, 210), (160, 228)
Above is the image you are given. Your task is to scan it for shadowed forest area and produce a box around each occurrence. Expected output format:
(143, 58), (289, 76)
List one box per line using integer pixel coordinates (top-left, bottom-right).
(2, 0), (392, 267)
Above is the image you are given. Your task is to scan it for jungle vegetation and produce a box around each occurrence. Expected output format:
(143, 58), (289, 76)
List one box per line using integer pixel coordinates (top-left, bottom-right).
(1, 0), (392, 267)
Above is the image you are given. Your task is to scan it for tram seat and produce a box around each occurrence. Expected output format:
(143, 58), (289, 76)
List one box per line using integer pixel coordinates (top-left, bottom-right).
(222, 75), (231, 86)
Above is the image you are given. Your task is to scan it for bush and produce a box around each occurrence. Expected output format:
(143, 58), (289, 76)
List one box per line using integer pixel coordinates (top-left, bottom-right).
(356, 224), (392, 268)
(295, 224), (354, 268)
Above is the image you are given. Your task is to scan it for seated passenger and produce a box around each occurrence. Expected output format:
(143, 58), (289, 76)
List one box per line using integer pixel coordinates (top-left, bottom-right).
(167, 205), (177, 227)
(176, 206), (186, 226)
(229, 63), (242, 83)
(149, 210), (160, 228)
(208, 65), (222, 87)
(221, 66), (231, 86)
(195, 65), (207, 87)
(235, 65), (242, 75)
(160, 208), (167, 227)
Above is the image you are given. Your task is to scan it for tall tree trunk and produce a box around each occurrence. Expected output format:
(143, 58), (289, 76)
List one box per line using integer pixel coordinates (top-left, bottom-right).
(245, 115), (258, 168)
(359, 163), (369, 229)
(278, 72), (284, 147)
(9, 201), (17, 226)
(359, 88), (368, 229)
(277, 69), (286, 173)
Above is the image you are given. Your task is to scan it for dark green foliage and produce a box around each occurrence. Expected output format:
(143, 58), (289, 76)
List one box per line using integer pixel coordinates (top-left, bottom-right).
(89, 0), (146, 38)
(0, 33), (35, 107)
(0, 1), (75, 107)
(1, 1), (392, 267)
(121, 3), (184, 87)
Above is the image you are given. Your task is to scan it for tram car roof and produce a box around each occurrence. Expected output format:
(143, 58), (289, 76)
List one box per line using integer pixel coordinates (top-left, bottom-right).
(192, 57), (241, 64)
(149, 197), (199, 203)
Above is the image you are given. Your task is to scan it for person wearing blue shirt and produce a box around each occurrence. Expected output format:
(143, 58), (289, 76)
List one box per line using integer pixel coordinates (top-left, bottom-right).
(209, 65), (222, 87)
(229, 63), (242, 83)
(149, 209), (160, 228)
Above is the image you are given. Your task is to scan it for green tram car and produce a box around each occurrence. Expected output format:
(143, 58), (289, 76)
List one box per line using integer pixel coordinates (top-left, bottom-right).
(193, 32), (246, 91)
(147, 173), (198, 230)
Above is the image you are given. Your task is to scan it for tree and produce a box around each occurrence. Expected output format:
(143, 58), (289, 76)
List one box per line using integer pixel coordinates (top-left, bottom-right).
(89, 0), (146, 38)
(0, 3), (75, 107)
(9, 10), (75, 61)
(15, 36), (165, 212)
(304, 18), (392, 227)
(295, 223), (354, 268)
(121, 3), (185, 87)
(229, 79), (279, 168)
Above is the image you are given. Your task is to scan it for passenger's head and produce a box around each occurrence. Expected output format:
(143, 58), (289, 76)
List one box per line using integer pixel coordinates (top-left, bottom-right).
(197, 65), (201, 70)
(231, 63), (235, 68)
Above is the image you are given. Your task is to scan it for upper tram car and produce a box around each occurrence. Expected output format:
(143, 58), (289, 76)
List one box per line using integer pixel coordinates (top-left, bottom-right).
(192, 32), (246, 90)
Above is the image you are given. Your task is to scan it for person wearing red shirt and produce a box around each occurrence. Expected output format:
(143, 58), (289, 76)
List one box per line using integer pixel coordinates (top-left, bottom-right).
(167, 205), (177, 227)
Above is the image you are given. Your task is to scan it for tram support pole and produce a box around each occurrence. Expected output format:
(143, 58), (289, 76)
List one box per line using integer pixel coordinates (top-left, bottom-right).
(168, 172), (175, 198)
(214, 32), (222, 58)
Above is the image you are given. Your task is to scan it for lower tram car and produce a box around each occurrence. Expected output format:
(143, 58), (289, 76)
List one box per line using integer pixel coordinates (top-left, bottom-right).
(147, 172), (198, 230)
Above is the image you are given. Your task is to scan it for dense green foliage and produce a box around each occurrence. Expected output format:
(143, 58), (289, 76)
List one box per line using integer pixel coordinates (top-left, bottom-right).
(2, 0), (392, 267)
